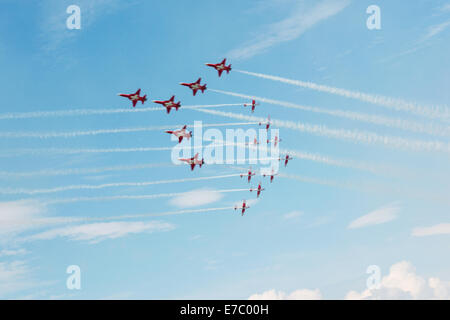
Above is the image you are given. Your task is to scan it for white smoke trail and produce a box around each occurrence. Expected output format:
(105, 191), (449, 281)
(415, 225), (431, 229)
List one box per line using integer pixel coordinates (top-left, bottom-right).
(234, 69), (450, 121)
(194, 108), (450, 153)
(0, 174), (241, 195)
(84, 206), (236, 221)
(0, 104), (245, 120)
(44, 188), (250, 205)
(0, 163), (173, 178)
(0, 146), (175, 157)
(210, 89), (450, 137)
(208, 139), (381, 173)
(0, 122), (258, 139)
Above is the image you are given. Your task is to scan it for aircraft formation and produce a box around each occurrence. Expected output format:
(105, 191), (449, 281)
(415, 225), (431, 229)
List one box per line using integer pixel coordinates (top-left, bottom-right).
(117, 58), (293, 216)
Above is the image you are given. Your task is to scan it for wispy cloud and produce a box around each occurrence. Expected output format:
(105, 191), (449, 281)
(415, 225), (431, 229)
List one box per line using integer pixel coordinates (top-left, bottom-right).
(249, 288), (322, 300)
(412, 223), (450, 237)
(0, 261), (35, 297)
(228, 0), (350, 59)
(283, 210), (303, 220)
(420, 20), (450, 43)
(24, 221), (175, 244)
(0, 248), (28, 257)
(169, 188), (224, 208)
(348, 203), (400, 229)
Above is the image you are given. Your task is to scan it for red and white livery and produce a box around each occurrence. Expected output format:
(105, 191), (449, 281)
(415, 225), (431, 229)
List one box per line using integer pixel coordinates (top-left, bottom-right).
(180, 78), (207, 96)
(267, 134), (282, 147)
(118, 88), (147, 107)
(259, 115), (271, 131)
(244, 100), (259, 113)
(250, 182), (265, 198)
(165, 125), (192, 143)
(240, 167), (256, 183)
(205, 58), (232, 77)
(153, 95), (181, 114)
(279, 154), (293, 167)
(245, 137), (259, 146)
(262, 168), (278, 183)
(179, 153), (205, 171)
(234, 200), (250, 216)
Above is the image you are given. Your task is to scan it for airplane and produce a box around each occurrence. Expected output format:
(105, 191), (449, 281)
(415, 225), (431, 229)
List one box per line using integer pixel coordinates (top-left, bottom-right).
(165, 125), (192, 143)
(262, 168), (278, 183)
(205, 58), (232, 77)
(259, 115), (271, 131)
(180, 78), (207, 96)
(245, 137), (259, 146)
(240, 167), (256, 183)
(152, 95), (181, 114)
(267, 134), (282, 147)
(179, 153), (205, 171)
(279, 154), (293, 167)
(118, 88), (147, 107)
(234, 200), (250, 216)
(250, 182), (265, 198)
(244, 100), (259, 113)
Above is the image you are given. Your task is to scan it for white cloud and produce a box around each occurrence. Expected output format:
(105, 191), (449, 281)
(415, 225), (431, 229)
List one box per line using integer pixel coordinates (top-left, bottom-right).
(249, 288), (322, 300)
(283, 210), (303, 220)
(348, 203), (400, 229)
(0, 261), (33, 297)
(420, 20), (450, 43)
(412, 223), (450, 237)
(169, 188), (223, 208)
(0, 200), (80, 242)
(24, 221), (174, 244)
(0, 248), (28, 257)
(346, 261), (450, 300)
(228, 0), (350, 59)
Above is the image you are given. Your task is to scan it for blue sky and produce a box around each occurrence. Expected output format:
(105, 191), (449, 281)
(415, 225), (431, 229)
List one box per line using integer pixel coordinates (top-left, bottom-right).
(0, 0), (449, 299)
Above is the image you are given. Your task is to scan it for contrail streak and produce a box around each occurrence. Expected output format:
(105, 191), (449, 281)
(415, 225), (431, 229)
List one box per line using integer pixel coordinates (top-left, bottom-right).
(0, 174), (242, 195)
(208, 139), (381, 173)
(0, 146), (175, 157)
(44, 188), (250, 205)
(83, 207), (237, 221)
(235, 69), (450, 121)
(210, 89), (450, 137)
(0, 163), (174, 178)
(194, 108), (450, 153)
(0, 122), (258, 139)
(0, 104), (245, 121)
(0, 142), (238, 158)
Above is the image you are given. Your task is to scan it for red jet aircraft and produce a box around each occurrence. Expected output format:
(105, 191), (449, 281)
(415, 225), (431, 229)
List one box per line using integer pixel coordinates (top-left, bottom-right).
(118, 88), (147, 107)
(259, 115), (271, 131)
(180, 78), (207, 96)
(165, 125), (192, 143)
(245, 137), (259, 146)
(262, 168), (278, 183)
(153, 95), (181, 114)
(240, 167), (256, 183)
(244, 100), (259, 112)
(267, 134), (282, 147)
(279, 154), (293, 167)
(234, 200), (250, 216)
(179, 153), (205, 171)
(205, 58), (232, 77)
(250, 182), (265, 198)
